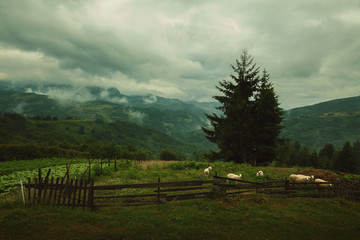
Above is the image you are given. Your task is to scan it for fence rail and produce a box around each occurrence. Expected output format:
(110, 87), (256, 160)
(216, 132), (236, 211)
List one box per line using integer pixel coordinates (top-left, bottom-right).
(20, 169), (360, 209)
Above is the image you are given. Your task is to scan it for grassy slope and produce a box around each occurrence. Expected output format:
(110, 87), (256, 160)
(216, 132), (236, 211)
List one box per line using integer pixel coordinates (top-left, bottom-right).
(0, 118), (203, 154)
(1, 160), (360, 240)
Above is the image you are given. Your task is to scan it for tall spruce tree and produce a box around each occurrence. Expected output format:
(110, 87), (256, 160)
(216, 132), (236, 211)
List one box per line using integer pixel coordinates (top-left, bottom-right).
(202, 50), (283, 165)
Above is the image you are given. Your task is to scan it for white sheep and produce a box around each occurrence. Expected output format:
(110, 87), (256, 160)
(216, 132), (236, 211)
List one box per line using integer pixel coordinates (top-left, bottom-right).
(315, 178), (333, 188)
(289, 174), (314, 183)
(227, 173), (242, 180)
(204, 167), (212, 178)
(256, 170), (264, 177)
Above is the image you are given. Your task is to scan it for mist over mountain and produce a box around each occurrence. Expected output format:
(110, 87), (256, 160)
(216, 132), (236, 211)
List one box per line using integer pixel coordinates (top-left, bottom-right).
(1, 81), (359, 152)
(0, 82), (218, 150)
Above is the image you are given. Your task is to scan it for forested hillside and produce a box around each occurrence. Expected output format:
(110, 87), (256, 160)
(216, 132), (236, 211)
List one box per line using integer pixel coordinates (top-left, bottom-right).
(282, 96), (360, 150)
(0, 113), (209, 161)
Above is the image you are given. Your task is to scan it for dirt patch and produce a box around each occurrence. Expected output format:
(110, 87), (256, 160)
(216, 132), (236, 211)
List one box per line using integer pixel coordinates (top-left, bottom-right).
(137, 160), (178, 168)
(295, 169), (343, 182)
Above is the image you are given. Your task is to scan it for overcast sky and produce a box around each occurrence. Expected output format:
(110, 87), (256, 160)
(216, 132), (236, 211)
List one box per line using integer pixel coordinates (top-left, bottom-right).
(0, 0), (359, 109)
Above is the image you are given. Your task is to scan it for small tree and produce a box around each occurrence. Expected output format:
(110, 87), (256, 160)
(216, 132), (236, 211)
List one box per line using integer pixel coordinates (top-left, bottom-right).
(333, 141), (357, 173)
(78, 125), (85, 135)
(160, 149), (179, 161)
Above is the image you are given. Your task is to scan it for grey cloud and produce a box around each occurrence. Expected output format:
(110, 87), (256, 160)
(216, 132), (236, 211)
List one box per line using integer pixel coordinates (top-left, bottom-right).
(0, 0), (359, 109)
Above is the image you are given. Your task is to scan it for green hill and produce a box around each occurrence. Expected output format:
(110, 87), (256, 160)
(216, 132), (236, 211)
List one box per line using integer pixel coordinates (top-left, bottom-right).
(0, 114), (208, 160)
(282, 96), (360, 150)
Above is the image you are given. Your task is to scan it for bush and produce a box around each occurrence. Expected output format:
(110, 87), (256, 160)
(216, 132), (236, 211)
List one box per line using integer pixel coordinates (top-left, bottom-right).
(92, 164), (113, 177)
(160, 149), (180, 161)
(168, 161), (207, 171)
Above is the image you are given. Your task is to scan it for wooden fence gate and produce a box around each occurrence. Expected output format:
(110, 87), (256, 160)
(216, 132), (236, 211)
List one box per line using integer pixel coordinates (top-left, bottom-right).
(24, 169), (94, 209)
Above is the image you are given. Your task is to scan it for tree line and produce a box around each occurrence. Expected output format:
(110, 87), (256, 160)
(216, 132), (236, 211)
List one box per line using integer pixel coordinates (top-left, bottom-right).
(276, 139), (360, 174)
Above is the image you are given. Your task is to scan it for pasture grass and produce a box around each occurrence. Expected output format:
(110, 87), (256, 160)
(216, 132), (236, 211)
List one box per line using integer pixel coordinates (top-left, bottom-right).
(1, 195), (360, 240)
(1, 159), (360, 239)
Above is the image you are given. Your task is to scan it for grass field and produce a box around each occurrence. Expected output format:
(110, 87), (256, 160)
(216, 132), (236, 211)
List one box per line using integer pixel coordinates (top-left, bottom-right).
(1, 159), (360, 240)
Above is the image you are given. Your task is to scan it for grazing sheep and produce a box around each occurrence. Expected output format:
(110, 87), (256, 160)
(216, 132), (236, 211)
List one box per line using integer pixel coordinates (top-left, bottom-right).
(256, 170), (264, 177)
(227, 173), (242, 180)
(204, 167), (212, 178)
(315, 178), (333, 188)
(289, 174), (314, 183)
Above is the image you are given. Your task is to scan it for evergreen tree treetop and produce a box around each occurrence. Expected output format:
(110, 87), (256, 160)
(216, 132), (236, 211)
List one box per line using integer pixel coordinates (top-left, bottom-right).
(202, 50), (283, 165)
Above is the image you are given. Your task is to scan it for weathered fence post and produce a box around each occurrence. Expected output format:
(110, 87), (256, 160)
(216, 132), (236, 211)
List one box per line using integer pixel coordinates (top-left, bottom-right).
(284, 179), (289, 191)
(83, 180), (88, 209)
(157, 178), (161, 203)
(67, 179), (74, 206)
(53, 177), (60, 203)
(33, 178), (38, 204)
(78, 179), (83, 205)
(27, 177), (31, 203)
(57, 177), (64, 206)
(88, 180), (95, 210)
(88, 157), (91, 182)
(47, 177), (54, 205)
(72, 179), (78, 209)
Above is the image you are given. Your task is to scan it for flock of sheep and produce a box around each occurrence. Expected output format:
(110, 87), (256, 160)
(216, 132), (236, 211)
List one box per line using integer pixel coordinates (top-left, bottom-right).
(203, 166), (263, 180)
(204, 167), (332, 188)
(289, 174), (333, 187)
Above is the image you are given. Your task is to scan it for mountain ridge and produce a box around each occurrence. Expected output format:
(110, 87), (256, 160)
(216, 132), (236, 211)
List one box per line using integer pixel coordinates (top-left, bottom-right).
(1, 81), (359, 151)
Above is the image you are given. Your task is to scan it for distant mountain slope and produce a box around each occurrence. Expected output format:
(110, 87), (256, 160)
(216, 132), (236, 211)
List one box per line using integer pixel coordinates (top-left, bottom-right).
(5, 82), (359, 152)
(0, 116), (204, 155)
(0, 82), (217, 152)
(282, 96), (360, 150)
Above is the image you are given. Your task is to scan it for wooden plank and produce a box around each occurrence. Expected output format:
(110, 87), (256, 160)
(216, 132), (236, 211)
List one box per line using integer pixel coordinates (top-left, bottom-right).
(225, 189), (256, 195)
(53, 177), (60, 203)
(213, 175), (259, 184)
(257, 189), (297, 194)
(67, 179), (74, 206)
(72, 179), (78, 209)
(37, 170), (42, 204)
(57, 177), (65, 206)
(155, 186), (213, 192)
(88, 158), (91, 182)
(33, 178), (37, 204)
(216, 183), (259, 190)
(122, 198), (159, 203)
(157, 178), (160, 203)
(90, 180), (95, 210)
(47, 177), (54, 205)
(78, 179), (83, 205)
(27, 178), (31, 203)
(41, 172), (51, 204)
(94, 193), (167, 199)
(93, 180), (214, 190)
(166, 192), (210, 201)
(82, 180), (88, 209)
(62, 176), (69, 206)
(45, 169), (51, 181)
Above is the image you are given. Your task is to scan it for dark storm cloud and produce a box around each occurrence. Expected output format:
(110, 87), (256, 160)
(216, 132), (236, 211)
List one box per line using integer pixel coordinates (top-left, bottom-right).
(0, 0), (359, 108)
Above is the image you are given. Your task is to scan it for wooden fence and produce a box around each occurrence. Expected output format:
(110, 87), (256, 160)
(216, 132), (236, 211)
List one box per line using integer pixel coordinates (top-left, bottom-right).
(21, 170), (360, 209)
(24, 170), (93, 209)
